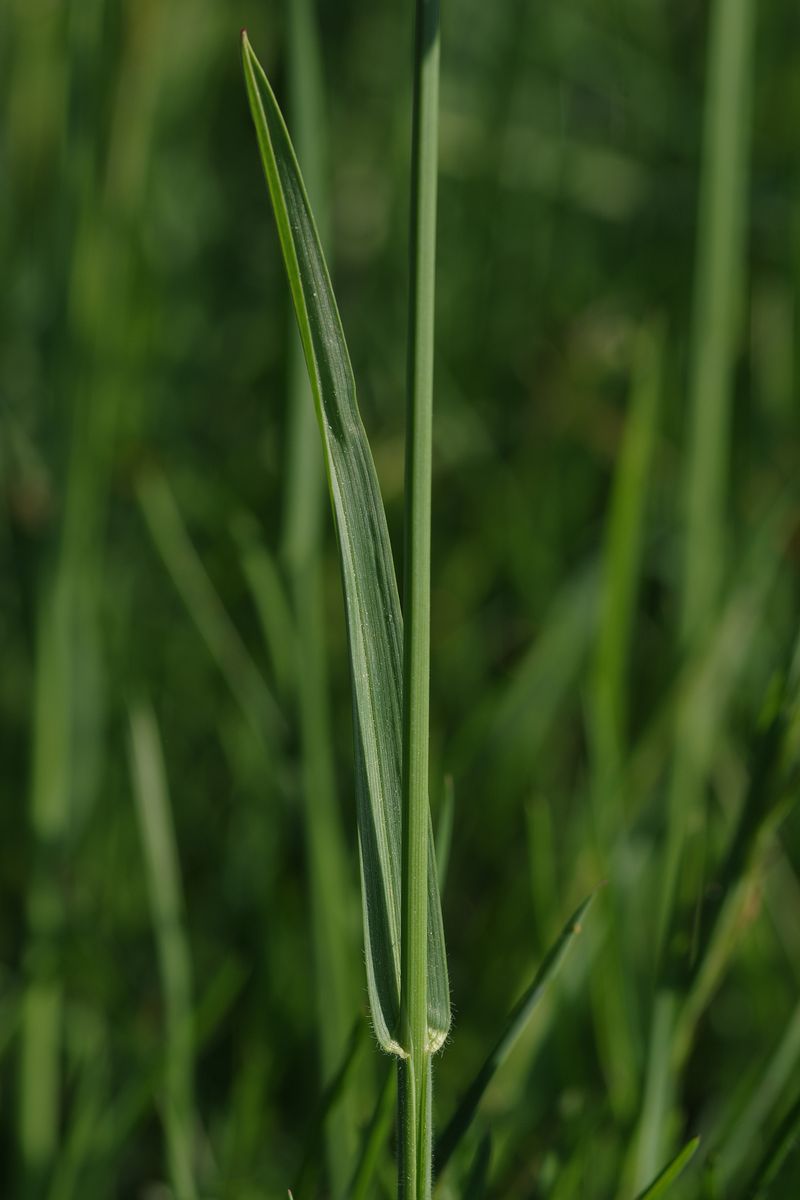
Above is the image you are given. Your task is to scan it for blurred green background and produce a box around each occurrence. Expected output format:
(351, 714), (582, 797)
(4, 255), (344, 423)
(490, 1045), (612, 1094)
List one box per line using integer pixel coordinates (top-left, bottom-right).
(2, 0), (799, 1197)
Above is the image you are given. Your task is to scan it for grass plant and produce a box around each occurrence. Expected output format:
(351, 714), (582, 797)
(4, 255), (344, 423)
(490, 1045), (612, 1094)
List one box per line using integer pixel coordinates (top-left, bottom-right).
(3, 1), (799, 1197)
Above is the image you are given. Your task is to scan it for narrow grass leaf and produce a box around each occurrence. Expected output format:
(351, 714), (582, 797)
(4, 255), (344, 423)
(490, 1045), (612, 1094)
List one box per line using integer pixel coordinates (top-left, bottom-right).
(128, 700), (197, 1200)
(451, 564), (597, 785)
(675, 658), (800, 1066)
(349, 1063), (397, 1200)
(633, 1135), (700, 1200)
(234, 513), (297, 702)
(292, 1020), (368, 1200)
(715, 1001), (800, 1186)
(241, 32), (450, 1056)
(137, 467), (283, 746)
(463, 1133), (492, 1200)
(587, 320), (662, 1121)
(590, 318), (663, 807)
(19, 573), (71, 1185)
(435, 892), (595, 1175)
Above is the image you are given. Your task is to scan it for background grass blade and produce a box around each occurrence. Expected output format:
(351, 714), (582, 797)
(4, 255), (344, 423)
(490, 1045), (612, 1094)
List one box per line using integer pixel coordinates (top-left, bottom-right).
(742, 1090), (800, 1199)
(435, 892), (595, 1176)
(590, 320), (663, 825)
(348, 1062), (397, 1200)
(633, 0), (756, 1185)
(632, 1135), (700, 1200)
(674, 657), (800, 1067)
(659, 0), (756, 948)
(462, 1133), (492, 1200)
(128, 699), (197, 1200)
(588, 320), (663, 1121)
(137, 466), (283, 747)
(241, 31), (449, 1058)
(18, 575), (71, 1189)
(291, 1020), (367, 1200)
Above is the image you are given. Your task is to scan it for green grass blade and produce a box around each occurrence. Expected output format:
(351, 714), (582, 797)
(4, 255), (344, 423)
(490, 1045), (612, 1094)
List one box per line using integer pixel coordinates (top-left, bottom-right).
(234, 514), (297, 702)
(674, 664), (800, 1067)
(292, 1020), (367, 1200)
(633, 1136), (700, 1200)
(241, 32), (450, 1058)
(18, 573), (71, 1188)
(94, 958), (246, 1162)
(588, 320), (662, 1121)
(435, 892), (595, 1175)
(590, 319), (663, 827)
(137, 466), (283, 746)
(660, 0), (756, 951)
(714, 1001), (800, 1187)
(463, 1133), (492, 1200)
(349, 1063), (397, 1200)
(127, 700), (197, 1200)
(451, 564), (597, 785)
(743, 1090), (800, 1199)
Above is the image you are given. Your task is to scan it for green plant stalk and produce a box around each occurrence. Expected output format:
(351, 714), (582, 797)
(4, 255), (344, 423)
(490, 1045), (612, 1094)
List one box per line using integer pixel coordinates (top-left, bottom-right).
(634, 0), (754, 1187)
(400, 1), (440, 1195)
(588, 322), (662, 1121)
(659, 0), (755, 953)
(19, 576), (70, 1185)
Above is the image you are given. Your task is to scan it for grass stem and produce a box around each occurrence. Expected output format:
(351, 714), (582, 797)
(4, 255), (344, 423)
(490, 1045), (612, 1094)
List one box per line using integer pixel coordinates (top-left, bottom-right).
(400, 0), (440, 1194)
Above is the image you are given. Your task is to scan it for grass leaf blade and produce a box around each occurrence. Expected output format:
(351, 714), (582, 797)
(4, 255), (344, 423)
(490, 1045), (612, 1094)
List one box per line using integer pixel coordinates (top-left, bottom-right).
(241, 31), (449, 1056)
(633, 1135), (700, 1200)
(435, 892), (595, 1174)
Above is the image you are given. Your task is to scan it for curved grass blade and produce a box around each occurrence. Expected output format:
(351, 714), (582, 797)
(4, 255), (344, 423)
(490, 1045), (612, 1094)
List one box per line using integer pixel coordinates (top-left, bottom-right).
(435, 892), (595, 1175)
(633, 1136), (700, 1200)
(241, 32), (450, 1057)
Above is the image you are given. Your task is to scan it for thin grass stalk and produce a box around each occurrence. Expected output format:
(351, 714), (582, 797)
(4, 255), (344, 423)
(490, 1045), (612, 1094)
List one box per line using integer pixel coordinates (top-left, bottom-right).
(400, 0), (440, 1194)
(632, 1), (755, 1188)
(18, 576), (71, 1189)
(588, 323), (662, 1120)
(659, 0), (755, 954)
(128, 701), (197, 1200)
